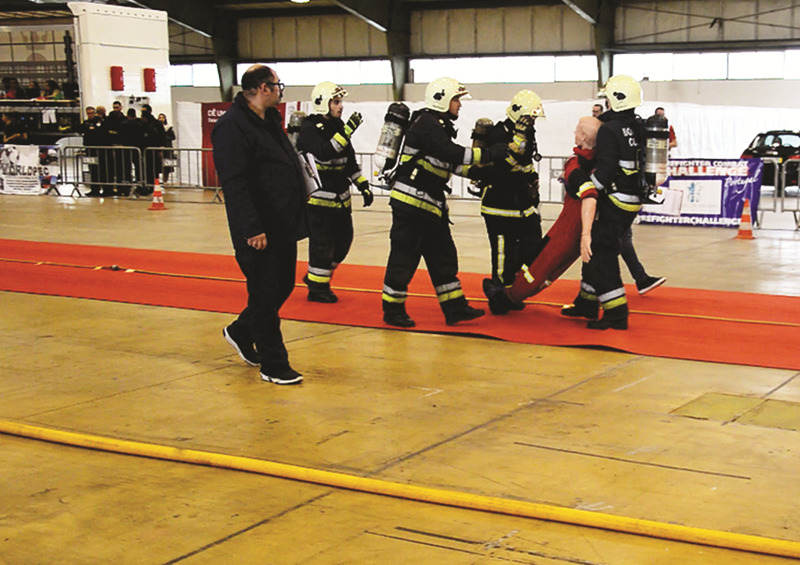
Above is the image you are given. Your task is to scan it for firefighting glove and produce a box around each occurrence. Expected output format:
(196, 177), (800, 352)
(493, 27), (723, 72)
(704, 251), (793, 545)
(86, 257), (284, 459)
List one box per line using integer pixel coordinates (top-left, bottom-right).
(344, 112), (363, 138)
(508, 115), (534, 163)
(356, 178), (373, 207)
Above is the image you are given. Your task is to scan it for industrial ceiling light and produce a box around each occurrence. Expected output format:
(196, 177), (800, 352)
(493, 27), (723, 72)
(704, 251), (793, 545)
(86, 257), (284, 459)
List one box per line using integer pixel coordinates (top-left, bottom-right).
(290, 0), (310, 3)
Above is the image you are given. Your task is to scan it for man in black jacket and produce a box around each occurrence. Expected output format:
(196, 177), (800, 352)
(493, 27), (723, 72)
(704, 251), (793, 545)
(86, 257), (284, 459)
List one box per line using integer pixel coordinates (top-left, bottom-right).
(213, 64), (308, 385)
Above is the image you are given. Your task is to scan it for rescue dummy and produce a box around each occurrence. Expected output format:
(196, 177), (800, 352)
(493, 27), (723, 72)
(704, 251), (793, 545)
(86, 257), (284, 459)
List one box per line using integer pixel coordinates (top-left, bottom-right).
(485, 115), (602, 314)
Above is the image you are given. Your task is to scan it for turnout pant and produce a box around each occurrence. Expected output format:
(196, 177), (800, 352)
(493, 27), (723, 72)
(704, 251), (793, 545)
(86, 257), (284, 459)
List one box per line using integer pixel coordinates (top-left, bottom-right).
(382, 208), (467, 316)
(305, 204), (353, 290)
(579, 196), (638, 319)
(483, 213), (542, 287)
(231, 240), (298, 373)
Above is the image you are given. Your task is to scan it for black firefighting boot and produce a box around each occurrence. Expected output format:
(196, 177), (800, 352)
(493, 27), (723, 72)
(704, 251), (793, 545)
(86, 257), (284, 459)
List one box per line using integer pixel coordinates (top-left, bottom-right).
(382, 302), (416, 328)
(587, 304), (629, 330)
(443, 298), (485, 326)
(304, 274), (338, 303)
(482, 278), (522, 316)
(561, 294), (599, 320)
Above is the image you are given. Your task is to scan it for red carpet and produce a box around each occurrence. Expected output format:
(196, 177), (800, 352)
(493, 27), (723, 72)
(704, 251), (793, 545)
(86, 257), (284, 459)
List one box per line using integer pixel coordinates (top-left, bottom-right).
(3, 239), (800, 371)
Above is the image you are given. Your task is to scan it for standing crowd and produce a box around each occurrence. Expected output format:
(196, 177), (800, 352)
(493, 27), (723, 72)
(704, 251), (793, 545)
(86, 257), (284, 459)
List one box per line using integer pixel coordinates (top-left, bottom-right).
(78, 102), (170, 196)
(212, 64), (670, 386)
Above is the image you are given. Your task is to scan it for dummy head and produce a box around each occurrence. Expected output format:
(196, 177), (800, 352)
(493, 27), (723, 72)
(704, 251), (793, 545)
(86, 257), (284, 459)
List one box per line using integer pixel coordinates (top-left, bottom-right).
(574, 116), (601, 149)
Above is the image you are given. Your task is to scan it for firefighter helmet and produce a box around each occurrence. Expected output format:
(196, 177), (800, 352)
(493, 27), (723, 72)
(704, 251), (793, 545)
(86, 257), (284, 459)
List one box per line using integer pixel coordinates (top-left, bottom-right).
(311, 81), (348, 115)
(424, 77), (470, 113)
(599, 75), (642, 112)
(506, 89), (545, 122)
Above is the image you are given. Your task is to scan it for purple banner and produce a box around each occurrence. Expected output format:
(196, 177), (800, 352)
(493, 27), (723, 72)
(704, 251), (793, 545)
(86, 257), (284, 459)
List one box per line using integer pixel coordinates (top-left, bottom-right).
(639, 158), (763, 227)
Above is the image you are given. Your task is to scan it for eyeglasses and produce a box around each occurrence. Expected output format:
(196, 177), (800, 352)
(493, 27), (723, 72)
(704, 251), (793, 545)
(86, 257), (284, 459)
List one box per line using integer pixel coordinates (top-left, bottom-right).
(265, 81), (285, 93)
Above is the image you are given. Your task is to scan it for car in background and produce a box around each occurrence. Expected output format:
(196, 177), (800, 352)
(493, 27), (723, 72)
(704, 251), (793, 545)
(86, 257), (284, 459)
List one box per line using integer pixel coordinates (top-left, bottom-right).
(741, 130), (800, 194)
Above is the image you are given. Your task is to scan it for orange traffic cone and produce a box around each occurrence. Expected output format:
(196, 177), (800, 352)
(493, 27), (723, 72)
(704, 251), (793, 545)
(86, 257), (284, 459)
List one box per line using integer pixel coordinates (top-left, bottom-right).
(735, 198), (754, 239)
(148, 178), (167, 211)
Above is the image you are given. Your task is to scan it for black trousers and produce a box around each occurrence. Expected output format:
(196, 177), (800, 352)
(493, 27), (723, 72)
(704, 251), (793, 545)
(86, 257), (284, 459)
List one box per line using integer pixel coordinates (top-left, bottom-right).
(383, 208), (464, 313)
(483, 213), (542, 286)
(581, 196), (637, 309)
(306, 204), (353, 289)
(232, 240), (298, 372)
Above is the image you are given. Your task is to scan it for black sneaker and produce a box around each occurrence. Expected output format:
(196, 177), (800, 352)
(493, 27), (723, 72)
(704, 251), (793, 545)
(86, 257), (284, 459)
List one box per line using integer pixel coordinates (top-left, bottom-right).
(223, 325), (260, 366)
(383, 311), (416, 328)
(636, 275), (666, 295)
(445, 305), (485, 326)
(261, 366), (303, 385)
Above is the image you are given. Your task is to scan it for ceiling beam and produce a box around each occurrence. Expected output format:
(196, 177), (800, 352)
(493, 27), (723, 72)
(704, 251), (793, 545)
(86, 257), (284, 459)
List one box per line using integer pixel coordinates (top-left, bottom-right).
(560, 0), (598, 25)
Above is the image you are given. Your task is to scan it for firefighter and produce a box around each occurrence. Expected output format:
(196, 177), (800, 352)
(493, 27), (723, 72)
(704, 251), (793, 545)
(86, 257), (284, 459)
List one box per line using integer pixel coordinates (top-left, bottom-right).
(561, 75), (647, 330)
(297, 81), (373, 303)
(381, 77), (517, 328)
(471, 90), (545, 309)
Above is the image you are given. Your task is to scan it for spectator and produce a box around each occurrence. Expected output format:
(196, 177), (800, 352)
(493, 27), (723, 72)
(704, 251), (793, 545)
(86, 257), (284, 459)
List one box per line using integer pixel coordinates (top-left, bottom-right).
(117, 108), (144, 196)
(2, 112), (30, 144)
(212, 64), (308, 385)
(140, 104), (165, 189)
(655, 106), (677, 149)
(158, 113), (175, 183)
(592, 103), (604, 118)
(42, 80), (63, 100)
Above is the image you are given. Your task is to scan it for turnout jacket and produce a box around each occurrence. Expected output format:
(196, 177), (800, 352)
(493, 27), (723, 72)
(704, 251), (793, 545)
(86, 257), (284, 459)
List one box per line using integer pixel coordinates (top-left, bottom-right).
(592, 109), (646, 212)
(469, 118), (539, 219)
(212, 92), (308, 249)
(296, 114), (364, 210)
(390, 109), (501, 221)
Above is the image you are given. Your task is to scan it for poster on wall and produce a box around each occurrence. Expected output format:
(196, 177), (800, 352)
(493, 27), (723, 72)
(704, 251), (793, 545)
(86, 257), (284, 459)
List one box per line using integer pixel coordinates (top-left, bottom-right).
(199, 101), (300, 187)
(0, 144), (58, 195)
(639, 159), (763, 227)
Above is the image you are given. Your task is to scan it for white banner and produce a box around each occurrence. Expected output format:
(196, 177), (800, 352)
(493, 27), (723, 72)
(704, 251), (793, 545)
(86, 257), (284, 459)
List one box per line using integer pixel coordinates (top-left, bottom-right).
(0, 144), (56, 195)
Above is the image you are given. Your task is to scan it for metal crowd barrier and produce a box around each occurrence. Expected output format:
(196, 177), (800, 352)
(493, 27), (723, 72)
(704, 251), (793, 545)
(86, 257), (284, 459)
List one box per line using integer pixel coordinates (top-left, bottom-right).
(779, 159), (800, 228)
(142, 147), (221, 202)
(57, 145), (143, 197)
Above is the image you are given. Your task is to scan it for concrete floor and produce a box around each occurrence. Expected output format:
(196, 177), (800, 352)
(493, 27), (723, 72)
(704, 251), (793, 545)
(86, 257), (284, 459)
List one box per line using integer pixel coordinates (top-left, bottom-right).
(1, 191), (800, 564)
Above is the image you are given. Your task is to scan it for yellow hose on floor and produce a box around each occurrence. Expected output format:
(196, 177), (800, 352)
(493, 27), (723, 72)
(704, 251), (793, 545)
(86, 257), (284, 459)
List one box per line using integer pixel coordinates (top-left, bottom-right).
(2, 419), (799, 559)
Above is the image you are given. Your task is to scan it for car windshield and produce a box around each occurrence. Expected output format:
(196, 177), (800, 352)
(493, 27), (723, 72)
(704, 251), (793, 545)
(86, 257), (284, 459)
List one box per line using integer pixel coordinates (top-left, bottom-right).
(751, 133), (800, 149)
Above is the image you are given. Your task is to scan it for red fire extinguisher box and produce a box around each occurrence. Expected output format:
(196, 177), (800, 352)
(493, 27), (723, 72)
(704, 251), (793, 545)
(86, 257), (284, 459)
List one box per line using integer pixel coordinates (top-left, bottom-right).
(110, 66), (124, 91)
(143, 68), (156, 92)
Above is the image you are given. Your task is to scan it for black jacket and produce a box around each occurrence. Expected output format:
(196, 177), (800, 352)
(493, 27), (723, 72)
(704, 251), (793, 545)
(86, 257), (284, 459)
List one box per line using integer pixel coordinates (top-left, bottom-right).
(212, 93), (308, 248)
(470, 118), (539, 218)
(296, 113), (361, 205)
(593, 109), (646, 203)
(391, 109), (503, 221)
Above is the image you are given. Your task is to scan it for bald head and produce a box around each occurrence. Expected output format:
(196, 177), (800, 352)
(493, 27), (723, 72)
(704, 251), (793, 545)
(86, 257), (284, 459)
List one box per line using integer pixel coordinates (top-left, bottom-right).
(575, 116), (602, 149)
(241, 64), (275, 93)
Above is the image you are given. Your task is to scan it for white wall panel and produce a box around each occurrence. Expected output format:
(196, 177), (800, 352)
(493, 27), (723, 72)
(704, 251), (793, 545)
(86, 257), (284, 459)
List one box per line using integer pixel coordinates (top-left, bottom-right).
(475, 9), (504, 54)
(448, 9), (476, 54)
(320, 16), (344, 58)
(533, 6), (564, 52)
(503, 7), (532, 53)
(618, 0), (800, 45)
(561, 9), (593, 52)
(723, 1), (759, 41)
(296, 18), (320, 59)
(248, 19), (275, 60)
(272, 18), (298, 59)
(656, 1), (690, 44)
(420, 10), (449, 55)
